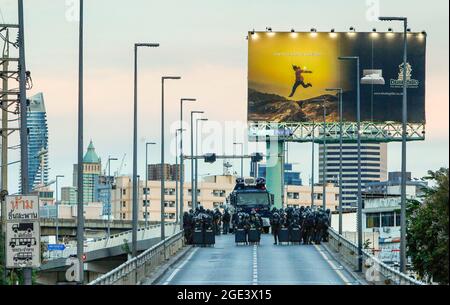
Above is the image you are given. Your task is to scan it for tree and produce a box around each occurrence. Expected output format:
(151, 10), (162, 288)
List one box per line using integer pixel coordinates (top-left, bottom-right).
(407, 168), (449, 284)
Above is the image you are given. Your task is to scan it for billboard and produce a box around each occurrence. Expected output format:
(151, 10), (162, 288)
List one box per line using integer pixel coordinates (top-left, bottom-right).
(248, 31), (426, 123)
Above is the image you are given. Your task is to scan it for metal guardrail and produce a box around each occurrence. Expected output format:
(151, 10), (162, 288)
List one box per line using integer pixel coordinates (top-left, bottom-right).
(88, 230), (185, 285)
(327, 228), (424, 285)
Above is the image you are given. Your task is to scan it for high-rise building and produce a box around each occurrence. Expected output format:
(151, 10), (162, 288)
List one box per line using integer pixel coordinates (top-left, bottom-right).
(147, 163), (182, 181)
(319, 142), (387, 208)
(24, 93), (49, 191)
(61, 186), (77, 205)
(73, 140), (102, 203)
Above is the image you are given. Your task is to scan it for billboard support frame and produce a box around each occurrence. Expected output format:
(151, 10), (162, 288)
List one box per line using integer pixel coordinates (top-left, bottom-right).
(248, 121), (425, 143)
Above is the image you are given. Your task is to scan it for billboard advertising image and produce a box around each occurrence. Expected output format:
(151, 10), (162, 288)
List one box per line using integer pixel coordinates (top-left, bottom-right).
(248, 31), (426, 124)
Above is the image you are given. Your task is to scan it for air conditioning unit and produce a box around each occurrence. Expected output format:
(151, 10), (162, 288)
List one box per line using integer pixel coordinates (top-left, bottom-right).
(383, 227), (391, 233)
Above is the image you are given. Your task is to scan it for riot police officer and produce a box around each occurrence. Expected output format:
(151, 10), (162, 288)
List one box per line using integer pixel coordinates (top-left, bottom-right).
(270, 211), (281, 245)
(222, 208), (231, 234)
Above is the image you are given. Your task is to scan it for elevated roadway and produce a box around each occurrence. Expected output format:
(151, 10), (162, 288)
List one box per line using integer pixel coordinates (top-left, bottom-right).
(150, 234), (358, 285)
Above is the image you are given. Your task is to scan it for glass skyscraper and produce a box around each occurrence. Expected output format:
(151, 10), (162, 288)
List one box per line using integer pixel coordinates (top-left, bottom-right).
(24, 93), (49, 191)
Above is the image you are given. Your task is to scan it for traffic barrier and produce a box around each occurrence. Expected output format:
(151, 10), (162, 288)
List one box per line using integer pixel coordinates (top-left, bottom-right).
(327, 228), (424, 285)
(88, 230), (185, 285)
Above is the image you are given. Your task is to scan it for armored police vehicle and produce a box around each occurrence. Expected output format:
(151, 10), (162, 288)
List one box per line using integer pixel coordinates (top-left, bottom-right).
(227, 177), (274, 233)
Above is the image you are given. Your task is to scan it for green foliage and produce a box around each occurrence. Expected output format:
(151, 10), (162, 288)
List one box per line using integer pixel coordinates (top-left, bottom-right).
(407, 168), (449, 284)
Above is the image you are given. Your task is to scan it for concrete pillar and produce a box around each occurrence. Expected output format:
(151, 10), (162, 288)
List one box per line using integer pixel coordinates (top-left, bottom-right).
(265, 140), (283, 208)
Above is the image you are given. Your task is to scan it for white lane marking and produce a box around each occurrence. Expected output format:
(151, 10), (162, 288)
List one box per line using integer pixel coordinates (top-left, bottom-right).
(252, 245), (258, 285)
(163, 247), (199, 285)
(314, 244), (352, 285)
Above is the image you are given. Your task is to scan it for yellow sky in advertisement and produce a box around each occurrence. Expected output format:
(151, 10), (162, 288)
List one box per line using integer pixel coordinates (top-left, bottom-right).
(248, 32), (341, 100)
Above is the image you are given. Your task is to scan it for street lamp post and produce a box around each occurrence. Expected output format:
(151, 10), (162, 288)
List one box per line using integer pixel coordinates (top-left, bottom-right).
(195, 118), (208, 207)
(338, 56), (361, 272)
(322, 100), (327, 210)
(107, 156), (118, 238)
(132, 42), (159, 258)
(161, 76), (181, 247)
(144, 142), (156, 229)
(326, 88), (343, 234)
(190, 111), (203, 210)
(55, 175), (64, 244)
(175, 130), (183, 224)
(311, 122), (315, 207)
(233, 142), (244, 178)
(76, 0), (84, 284)
(379, 16), (408, 273)
(179, 99), (196, 228)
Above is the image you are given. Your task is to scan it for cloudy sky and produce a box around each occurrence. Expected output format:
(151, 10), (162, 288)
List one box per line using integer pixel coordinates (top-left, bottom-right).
(0, 0), (448, 192)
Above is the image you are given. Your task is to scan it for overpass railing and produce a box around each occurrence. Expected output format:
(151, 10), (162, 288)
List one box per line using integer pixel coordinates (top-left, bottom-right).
(88, 230), (185, 285)
(327, 228), (424, 285)
(43, 222), (179, 261)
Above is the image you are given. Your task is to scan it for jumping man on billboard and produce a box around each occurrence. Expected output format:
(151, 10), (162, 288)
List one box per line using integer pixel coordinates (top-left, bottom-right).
(288, 65), (313, 97)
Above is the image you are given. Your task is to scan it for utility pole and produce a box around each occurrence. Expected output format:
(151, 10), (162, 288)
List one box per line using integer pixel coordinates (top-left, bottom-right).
(1, 26), (10, 285)
(18, 0), (32, 285)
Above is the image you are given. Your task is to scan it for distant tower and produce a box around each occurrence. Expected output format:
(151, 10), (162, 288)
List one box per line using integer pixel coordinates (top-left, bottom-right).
(24, 93), (49, 191)
(73, 140), (102, 203)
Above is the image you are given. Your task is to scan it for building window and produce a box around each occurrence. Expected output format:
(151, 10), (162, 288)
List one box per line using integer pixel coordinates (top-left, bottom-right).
(122, 189), (126, 195)
(287, 192), (299, 199)
(164, 188), (175, 195)
(121, 213), (126, 219)
(143, 200), (150, 207)
(366, 213), (380, 228)
(143, 188), (150, 195)
(381, 212), (395, 227)
(164, 201), (175, 208)
(164, 213), (175, 219)
(213, 202), (223, 208)
(395, 210), (401, 227)
(212, 190), (226, 197)
(122, 201), (126, 208)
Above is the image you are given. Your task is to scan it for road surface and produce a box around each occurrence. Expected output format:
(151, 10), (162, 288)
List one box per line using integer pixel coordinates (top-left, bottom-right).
(150, 233), (357, 285)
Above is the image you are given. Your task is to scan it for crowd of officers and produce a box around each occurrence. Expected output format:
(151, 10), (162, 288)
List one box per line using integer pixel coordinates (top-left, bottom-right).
(182, 206), (231, 244)
(182, 205), (331, 246)
(269, 206), (331, 245)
